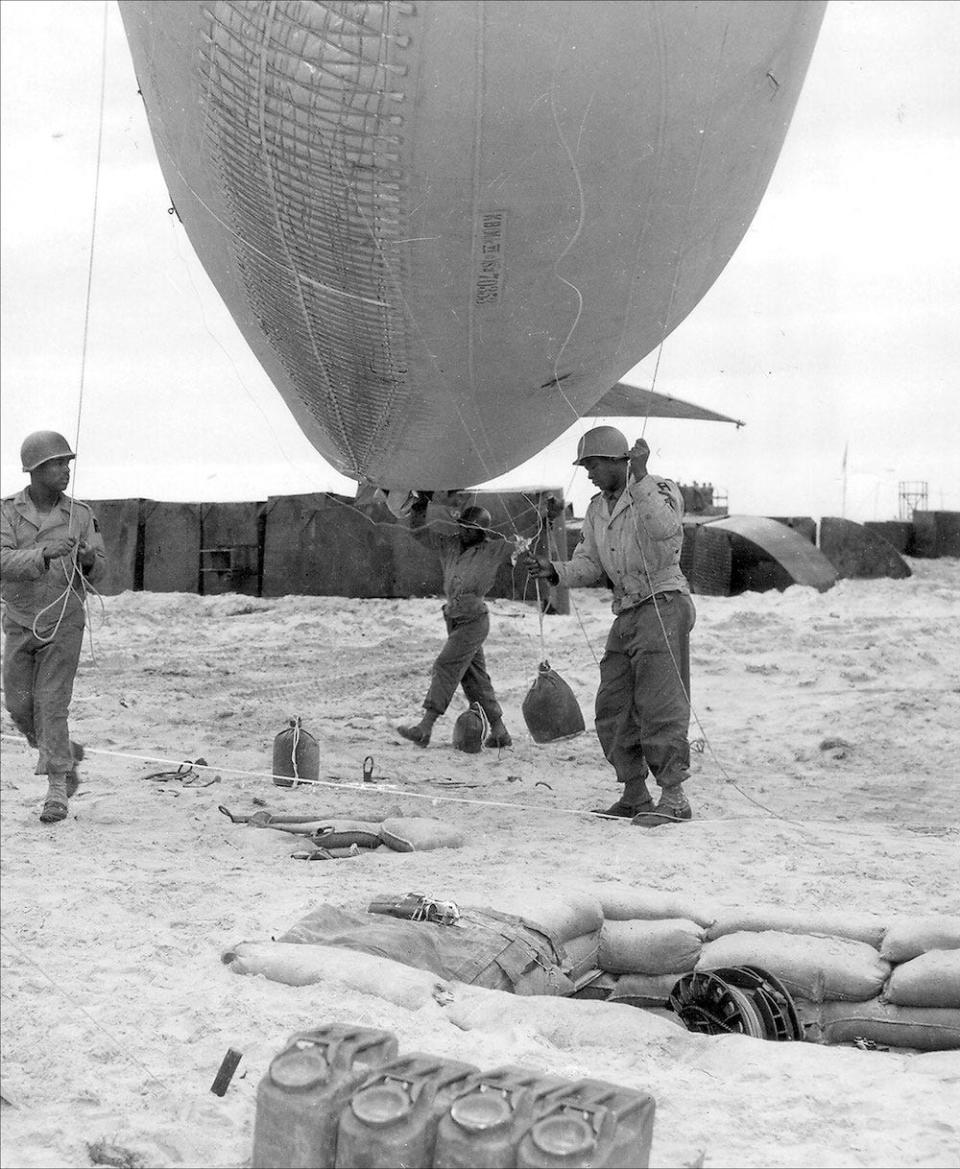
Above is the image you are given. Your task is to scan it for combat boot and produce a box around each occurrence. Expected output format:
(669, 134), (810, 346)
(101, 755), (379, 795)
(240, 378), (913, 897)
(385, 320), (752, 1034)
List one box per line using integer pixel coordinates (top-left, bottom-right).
(40, 773), (69, 824)
(484, 721), (512, 748)
(631, 786), (692, 827)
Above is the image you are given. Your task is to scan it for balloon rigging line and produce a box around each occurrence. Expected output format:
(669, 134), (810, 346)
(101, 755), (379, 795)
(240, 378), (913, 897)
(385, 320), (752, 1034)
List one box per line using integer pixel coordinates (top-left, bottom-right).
(531, 22), (734, 680)
(88, 9), (726, 789)
(624, 490), (787, 823)
(0, 732), (810, 830)
(30, 2), (110, 651)
(547, 21), (747, 812)
(71, 0), (110, 500)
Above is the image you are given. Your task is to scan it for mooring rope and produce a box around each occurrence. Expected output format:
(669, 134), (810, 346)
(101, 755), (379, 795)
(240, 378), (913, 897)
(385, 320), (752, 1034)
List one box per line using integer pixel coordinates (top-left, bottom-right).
(29, 3), (110, 651)
(0, 731), (811, 828)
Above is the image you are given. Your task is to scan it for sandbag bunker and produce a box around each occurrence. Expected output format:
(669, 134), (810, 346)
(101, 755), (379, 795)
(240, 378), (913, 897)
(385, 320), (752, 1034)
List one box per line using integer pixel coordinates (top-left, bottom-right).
(225, 888), (960, 1053)
(252, 1023), (655, 1169)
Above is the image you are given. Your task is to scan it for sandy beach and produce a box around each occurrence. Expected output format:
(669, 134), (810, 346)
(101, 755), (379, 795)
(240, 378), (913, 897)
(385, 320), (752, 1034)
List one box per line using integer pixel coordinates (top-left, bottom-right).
(1, 556), (958, 1168)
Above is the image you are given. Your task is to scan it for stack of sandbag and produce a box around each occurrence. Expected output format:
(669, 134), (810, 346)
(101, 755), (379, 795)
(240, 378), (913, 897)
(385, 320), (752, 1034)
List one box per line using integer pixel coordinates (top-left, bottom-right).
(584, 891), (959, 1051)
(584, 888), (717, 1008)
(794, 914), (960, 1051)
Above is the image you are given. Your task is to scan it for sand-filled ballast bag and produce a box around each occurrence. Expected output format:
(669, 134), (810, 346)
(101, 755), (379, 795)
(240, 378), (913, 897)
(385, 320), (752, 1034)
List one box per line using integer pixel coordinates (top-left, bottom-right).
(522, 662), (586, 743)
(379, 817), (465, 852)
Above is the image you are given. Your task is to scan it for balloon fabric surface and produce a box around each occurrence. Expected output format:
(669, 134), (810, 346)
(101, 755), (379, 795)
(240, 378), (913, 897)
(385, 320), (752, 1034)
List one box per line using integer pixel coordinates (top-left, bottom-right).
(119, 0), (826, 489)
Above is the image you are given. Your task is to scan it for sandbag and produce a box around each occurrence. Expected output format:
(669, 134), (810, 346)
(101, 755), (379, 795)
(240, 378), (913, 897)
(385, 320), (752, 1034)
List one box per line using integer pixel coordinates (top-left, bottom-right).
(452, 702), (486, 753)
(881, 916), (960, 963)
(379, 817), (465, 852)
(609, 972), (683, 1008)
(817, 998), (960, 1052)
(563, 929), (602, 982)
(697, 931), (891, 1003)
(222, 941), (446, 1010)
(516, 892), (604, 944)
(443, 982), (690, 1048)
(883, 950), (960, 1008)
(705, 906), (886, 948)
(599, 918), (705, 975)
(593, 885), (717, 930)
(521, 660), (585, 743)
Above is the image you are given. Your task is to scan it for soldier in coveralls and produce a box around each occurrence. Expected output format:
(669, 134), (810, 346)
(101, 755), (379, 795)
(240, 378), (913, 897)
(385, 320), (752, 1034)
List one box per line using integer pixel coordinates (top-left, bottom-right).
(398, 492), (513, 749)
(524, 427), (695, 825)
(1, 431), (106, 823)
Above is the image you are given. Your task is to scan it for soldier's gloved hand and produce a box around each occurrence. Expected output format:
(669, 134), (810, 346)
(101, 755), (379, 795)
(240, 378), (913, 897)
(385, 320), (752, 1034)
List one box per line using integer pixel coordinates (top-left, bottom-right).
(78, 541), (97, 570)
(41, 535), (76, 564)
(629, 437), (651, 481)
(521, 553), (559, 585)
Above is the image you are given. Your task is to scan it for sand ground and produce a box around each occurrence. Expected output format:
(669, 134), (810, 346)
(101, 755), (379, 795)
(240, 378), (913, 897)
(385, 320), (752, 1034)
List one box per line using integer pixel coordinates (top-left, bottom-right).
(1, 557), (958, 1168)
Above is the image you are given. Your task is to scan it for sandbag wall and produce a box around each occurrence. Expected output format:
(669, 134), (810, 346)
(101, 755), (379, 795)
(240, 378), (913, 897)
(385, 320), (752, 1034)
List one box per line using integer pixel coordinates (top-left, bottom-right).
(88, 490), (567, 607)
(532, 890), (960, 1052)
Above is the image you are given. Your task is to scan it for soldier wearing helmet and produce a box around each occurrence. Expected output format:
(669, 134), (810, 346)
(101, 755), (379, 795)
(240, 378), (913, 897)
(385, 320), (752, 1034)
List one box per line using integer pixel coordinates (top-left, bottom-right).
(1, 431), (107, 823)
(397, 491), (513, 749)
(523, 426), (695, 826)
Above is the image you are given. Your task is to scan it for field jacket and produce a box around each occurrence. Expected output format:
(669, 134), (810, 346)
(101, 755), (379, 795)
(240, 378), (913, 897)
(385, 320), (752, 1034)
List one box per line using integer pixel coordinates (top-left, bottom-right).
(1, 489), (106, 631)
(411, 501), (511, 619)
(553, 474), (688, 613)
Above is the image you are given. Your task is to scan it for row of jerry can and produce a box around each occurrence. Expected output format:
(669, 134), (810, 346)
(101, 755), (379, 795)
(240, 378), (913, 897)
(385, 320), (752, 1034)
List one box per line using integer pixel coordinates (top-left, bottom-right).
(253, 1022), (656, 1169)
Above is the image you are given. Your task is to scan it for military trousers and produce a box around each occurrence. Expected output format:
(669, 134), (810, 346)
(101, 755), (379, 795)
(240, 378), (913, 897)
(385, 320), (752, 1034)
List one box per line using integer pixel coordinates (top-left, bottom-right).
(595, 592), (695, 793)
(2, 618), (84, 776)
(424, 608), (503, 723)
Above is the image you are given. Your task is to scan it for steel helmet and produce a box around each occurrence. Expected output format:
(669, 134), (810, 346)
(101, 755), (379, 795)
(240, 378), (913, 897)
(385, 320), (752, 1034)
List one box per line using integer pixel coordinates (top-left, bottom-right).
(458, 505), (492, 530)
(573, 425), (629, 465)
(20, 431), (76, 472)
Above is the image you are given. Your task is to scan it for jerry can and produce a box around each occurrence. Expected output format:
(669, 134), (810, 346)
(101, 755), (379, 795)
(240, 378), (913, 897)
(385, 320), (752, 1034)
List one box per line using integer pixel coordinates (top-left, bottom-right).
(516, 1077), (656, 1169)
(434, 1065), (570, 1169)
(272, 717), (320, 786)
(251, 1023), (398, 1168)
(334, 1053), (478, 1169)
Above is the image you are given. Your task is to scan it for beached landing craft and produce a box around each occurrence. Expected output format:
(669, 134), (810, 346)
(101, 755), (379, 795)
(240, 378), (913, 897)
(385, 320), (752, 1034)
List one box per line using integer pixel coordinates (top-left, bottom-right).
(119, 0), (826, 489)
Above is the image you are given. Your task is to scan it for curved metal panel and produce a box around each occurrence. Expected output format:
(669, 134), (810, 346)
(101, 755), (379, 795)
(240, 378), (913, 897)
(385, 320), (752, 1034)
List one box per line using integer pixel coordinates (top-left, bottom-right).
(709, 515), (837, 592)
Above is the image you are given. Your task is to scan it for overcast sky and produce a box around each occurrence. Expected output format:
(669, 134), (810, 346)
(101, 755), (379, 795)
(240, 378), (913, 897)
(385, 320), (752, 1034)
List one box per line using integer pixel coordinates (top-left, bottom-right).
(1, 0), (958, 521)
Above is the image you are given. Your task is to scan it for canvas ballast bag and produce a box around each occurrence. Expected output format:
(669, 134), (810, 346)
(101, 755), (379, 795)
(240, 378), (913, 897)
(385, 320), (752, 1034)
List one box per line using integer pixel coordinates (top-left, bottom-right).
(522, 661), (585, 743)
(452, 702), (487, 753)
(272, 717), (320, 786)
